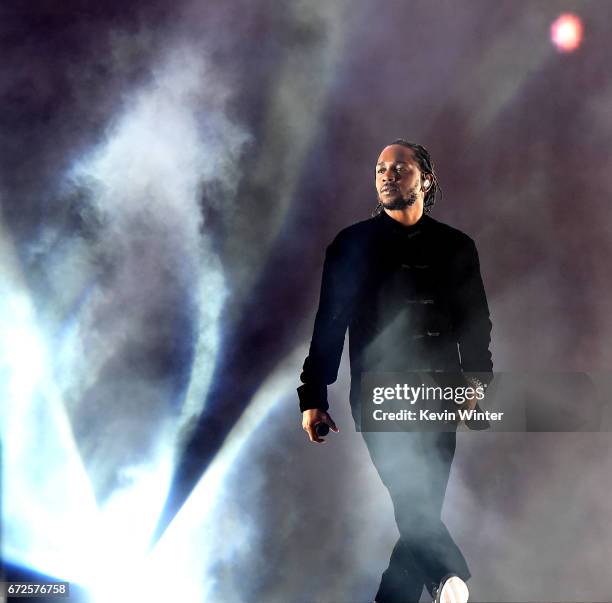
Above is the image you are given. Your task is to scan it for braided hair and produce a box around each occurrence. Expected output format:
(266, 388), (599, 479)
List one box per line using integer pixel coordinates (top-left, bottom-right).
(372, 139), (441, 216)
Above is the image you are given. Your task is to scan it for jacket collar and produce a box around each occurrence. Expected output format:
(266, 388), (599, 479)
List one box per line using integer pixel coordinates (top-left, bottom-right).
(376, 208), (430, 235)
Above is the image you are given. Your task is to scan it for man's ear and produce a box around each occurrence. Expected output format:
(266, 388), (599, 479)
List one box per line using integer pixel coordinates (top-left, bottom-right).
(422, 174), (432, 191)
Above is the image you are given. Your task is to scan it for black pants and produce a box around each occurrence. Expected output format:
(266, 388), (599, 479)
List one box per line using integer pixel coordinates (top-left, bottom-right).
(360, 430), (471, 603)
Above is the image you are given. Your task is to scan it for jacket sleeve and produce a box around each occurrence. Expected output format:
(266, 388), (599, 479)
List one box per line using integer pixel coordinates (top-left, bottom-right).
(448, 237), (493, 384)
(297, 237), (355, 412)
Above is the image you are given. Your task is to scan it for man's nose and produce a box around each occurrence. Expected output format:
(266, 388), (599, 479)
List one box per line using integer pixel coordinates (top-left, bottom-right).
(382, 168), (398, 181)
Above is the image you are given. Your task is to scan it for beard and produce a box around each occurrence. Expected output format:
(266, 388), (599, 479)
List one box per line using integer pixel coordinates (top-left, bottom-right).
(379, 190), (418, 210)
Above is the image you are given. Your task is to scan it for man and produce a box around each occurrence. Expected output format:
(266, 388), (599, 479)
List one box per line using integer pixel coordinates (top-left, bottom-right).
(298, 140), (493, 603)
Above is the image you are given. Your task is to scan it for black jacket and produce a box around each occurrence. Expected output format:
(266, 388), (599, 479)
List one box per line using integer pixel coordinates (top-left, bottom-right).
(298, 210), (493, 413)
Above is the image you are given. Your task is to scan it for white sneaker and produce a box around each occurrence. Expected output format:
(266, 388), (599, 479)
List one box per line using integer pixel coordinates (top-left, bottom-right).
(433, 574), (469, 603)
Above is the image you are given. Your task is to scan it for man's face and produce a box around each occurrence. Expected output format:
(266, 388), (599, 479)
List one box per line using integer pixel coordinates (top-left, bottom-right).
(375, 145), (423, 210)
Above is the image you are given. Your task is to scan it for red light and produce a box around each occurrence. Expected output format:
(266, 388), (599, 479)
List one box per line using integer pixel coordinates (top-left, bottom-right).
(550, 13), (584, 53)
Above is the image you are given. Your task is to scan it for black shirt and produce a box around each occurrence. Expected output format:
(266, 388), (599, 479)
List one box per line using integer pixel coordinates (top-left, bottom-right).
(298, 210), (493, 412)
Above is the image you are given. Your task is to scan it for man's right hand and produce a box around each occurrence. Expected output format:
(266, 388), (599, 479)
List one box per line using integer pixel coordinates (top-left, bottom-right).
(302, 409), (339, 444)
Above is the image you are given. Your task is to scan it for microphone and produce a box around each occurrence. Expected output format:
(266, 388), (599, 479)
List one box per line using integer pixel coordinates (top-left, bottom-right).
(315, 422), (330, 437)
